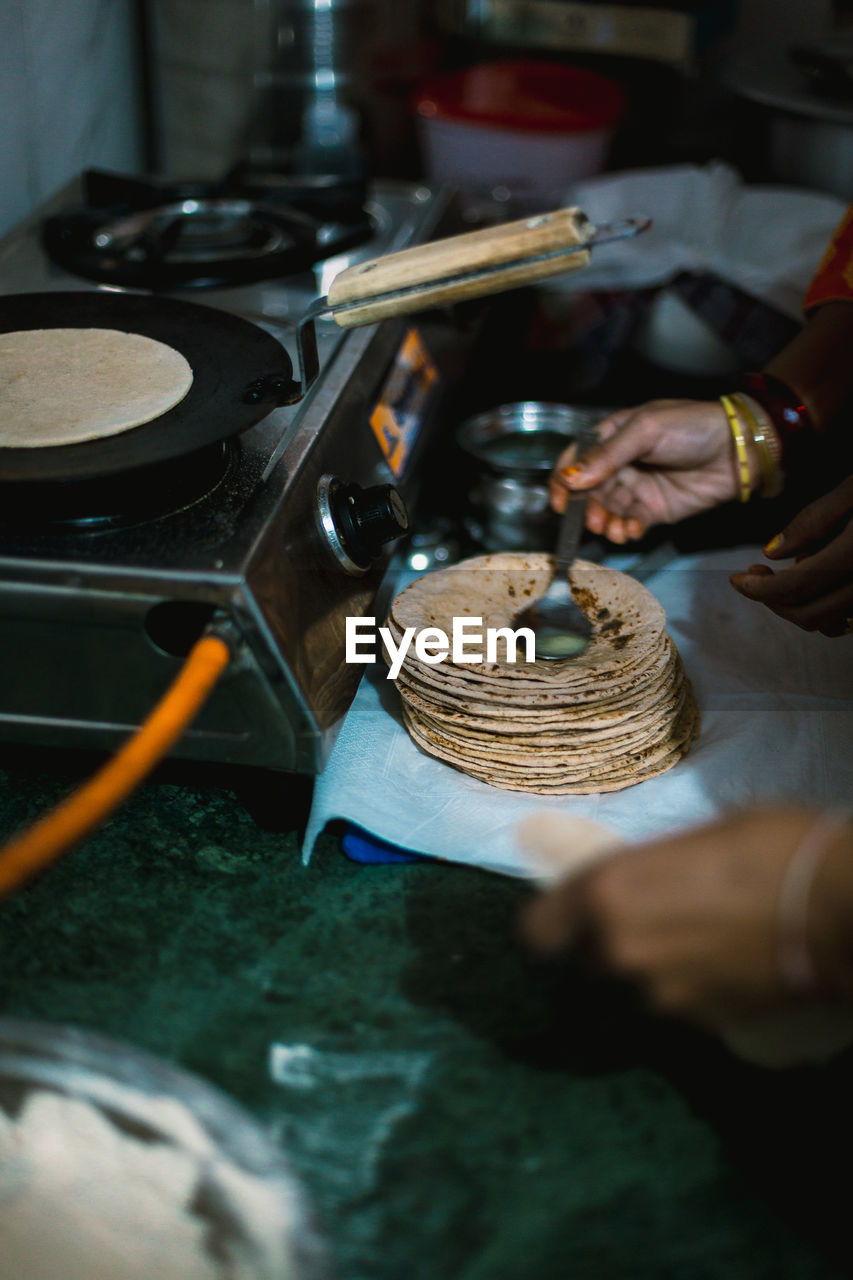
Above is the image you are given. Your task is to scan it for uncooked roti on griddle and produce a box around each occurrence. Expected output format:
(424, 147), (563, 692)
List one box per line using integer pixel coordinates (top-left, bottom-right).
(0, 327), (194, 447)
(386, 552), (700, 795)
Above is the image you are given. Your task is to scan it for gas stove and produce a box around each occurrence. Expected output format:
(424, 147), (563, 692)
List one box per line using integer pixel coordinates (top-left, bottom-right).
(0, 171), (472, 772)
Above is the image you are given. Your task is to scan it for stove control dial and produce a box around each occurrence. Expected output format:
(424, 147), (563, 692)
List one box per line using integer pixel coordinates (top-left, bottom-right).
(317, 476), (409, 574)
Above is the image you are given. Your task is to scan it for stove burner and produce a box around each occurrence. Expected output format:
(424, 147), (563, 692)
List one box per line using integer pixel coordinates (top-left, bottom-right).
(0, 441), (234, 531)
(91, 198), (303, 265)
(42, 168), (375, 289)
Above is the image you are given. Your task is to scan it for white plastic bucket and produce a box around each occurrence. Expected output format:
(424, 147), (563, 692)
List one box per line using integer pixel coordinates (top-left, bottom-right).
(415, 60), (625, 209)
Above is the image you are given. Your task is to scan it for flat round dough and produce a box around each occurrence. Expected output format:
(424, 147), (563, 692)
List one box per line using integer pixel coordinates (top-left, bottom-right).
(0, 327), (194, 448)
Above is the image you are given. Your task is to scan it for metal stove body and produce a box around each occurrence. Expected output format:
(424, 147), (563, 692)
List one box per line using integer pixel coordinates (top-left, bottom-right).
(0, 176), (465, 771)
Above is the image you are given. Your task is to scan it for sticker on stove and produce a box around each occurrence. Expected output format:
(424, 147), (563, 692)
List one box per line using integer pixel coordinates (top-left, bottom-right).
(369, 328), (438, 479)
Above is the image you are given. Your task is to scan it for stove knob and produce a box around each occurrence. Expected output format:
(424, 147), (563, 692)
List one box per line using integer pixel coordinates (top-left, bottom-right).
(332, 481), (409, 569)
(317, 476), (409, 573)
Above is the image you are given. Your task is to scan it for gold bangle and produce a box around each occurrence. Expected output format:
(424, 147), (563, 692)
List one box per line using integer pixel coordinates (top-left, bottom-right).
(730, 392), (784, 499)
(719, 394), (752, 503)
(735, 392), (783, 472)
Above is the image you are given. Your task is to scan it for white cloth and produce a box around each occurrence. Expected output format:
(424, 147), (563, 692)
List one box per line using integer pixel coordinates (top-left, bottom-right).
(303, 547), (853, 878)
(557, 162), (846, 319)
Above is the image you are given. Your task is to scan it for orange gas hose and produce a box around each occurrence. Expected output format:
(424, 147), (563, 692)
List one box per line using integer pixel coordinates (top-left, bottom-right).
(0, 632), (232, 899)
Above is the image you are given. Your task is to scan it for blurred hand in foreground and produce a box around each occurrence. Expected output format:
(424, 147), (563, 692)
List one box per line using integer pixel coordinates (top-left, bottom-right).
(730, 475), (853, 636)
(520, 808), (853, 1027)
(548, 399), (743, 543)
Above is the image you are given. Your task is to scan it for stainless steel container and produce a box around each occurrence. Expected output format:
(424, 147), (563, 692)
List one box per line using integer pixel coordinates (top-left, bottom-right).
(252, 0), (378, 173)
(455, 401), (604, 551)
(147, 0), (379, 177)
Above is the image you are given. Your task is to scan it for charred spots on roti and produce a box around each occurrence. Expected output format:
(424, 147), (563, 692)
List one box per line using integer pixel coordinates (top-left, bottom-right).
(569, 584), (597, 617)
(598, 616), (634, 650)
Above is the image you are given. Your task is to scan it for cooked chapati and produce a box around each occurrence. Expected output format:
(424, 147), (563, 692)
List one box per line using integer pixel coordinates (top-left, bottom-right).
(0, 327), (194, 448)
(386, 553), (699, 795)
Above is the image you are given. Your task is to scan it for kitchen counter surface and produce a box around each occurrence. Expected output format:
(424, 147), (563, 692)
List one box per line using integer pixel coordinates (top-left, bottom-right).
(0, 752), (851, 1280)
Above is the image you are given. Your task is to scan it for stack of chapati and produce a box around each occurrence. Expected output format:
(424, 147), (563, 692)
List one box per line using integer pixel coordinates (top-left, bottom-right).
(386, 552), (699, 794)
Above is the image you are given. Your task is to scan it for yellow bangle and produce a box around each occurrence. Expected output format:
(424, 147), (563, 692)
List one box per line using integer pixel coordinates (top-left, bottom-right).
(730, 392), (784, 499)
(719, 394), (752, 504)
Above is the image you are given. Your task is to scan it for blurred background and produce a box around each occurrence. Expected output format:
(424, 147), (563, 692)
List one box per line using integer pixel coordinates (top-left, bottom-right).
(3, 0), (853, 240)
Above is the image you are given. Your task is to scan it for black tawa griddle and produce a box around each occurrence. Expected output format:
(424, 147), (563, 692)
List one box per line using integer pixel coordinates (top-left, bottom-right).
(0, 292), (296, 483)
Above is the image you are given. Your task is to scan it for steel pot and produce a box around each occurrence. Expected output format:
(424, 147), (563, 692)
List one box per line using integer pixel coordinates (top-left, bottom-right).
(455, 401), (605, 551)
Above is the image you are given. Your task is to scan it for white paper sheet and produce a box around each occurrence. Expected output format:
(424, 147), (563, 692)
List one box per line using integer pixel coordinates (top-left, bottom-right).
(303, 548), (853, 878)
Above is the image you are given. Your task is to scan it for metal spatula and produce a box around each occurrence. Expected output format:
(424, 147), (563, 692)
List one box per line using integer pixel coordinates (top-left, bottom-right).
(523, 495), (592, 659)
(516, 433), (596, 660)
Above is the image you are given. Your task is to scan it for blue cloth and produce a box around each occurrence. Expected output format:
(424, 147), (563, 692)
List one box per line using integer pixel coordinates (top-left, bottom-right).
(341, 825), (425, 865)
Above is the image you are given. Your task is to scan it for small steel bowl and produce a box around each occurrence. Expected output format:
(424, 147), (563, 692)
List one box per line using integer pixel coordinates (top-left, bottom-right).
(455, 401), (606, 551)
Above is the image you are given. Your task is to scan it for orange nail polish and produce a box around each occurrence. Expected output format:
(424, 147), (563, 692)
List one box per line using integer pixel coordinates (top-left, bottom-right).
(561, 465), (581, 478)
(764, 534), (782, 555)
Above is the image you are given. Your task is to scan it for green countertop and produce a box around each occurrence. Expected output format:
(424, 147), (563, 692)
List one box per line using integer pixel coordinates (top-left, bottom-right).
(0, 753), (851, 1280)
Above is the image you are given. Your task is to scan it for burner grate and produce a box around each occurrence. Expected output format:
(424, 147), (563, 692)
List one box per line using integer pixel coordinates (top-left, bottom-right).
(42, 167), (375, 289)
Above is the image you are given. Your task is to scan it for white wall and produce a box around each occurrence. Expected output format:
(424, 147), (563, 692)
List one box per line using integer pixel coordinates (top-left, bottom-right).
(0, 0), (144, 236)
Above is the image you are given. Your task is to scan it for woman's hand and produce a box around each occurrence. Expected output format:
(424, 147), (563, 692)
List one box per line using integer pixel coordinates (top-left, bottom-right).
(549, 399), (748, 543)
(520, 808), (853, 1027)
(730, 476), (853, 636)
